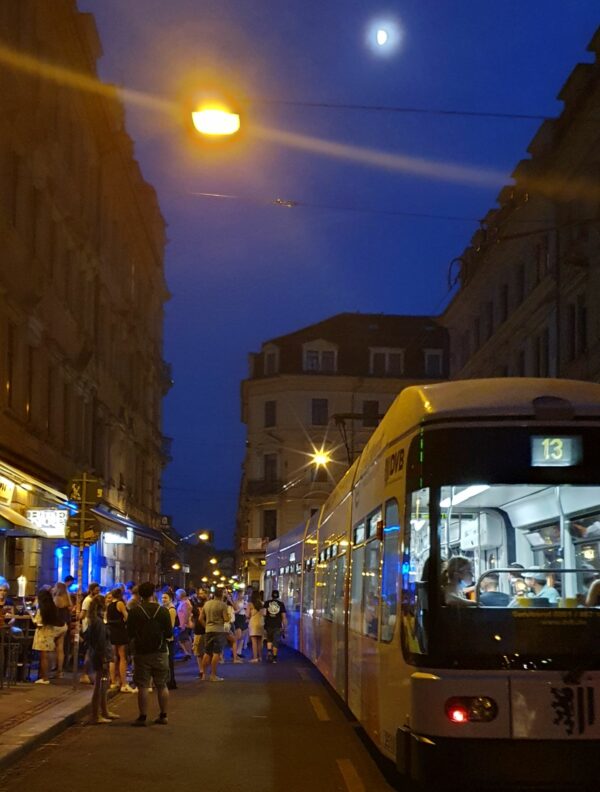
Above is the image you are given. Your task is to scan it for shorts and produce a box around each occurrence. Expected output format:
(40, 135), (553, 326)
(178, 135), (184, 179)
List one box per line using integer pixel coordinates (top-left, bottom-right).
(204, 632), (226, 656)
(265, 627), (282, 647)
(132, 651), (169, 689)
(192, 634), (205, 656)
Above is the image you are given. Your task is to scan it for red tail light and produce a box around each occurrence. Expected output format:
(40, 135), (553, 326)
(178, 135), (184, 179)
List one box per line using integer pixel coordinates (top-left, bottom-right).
(445, 696), (498, 724)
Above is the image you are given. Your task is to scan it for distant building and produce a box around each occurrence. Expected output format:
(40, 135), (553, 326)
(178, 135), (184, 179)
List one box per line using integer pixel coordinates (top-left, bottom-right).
(442, 28), (600, 382)
(237, 313), (448, 585)
(0, 2), (170, 592)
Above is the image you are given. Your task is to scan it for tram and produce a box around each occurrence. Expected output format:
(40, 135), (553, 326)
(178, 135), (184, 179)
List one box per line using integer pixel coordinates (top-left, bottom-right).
(265, 379), (600, 790)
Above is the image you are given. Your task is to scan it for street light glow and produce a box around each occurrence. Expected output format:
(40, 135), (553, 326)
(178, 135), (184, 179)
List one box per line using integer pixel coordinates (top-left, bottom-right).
(366, 18), (402, 56)
(198, 531), (210, 541)
(209, 557), (218, 564)
(192, 107), (240, 136)
(312, 451), (331, 467)
(172, 562), (181, 570)
(213, 569), (220, 576)
(376, 29), (389, 46)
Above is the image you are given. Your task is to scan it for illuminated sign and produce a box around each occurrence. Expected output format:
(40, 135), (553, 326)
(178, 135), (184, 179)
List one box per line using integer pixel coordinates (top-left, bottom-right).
(26, 508), (68, 537)
(0, 475), (15, 505)
(531, 436), (582, 467)
(103, 527), (134, 545)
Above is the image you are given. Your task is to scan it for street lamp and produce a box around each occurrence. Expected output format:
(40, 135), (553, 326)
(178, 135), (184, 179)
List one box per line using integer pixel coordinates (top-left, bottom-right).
(191, 106), (240, 137)
(198, 531), (211, 542)
(172, 562), (181, 570)
(213, 569), (220, 576)
(209, 557), (218, 565)
(311, 450), (331, 467)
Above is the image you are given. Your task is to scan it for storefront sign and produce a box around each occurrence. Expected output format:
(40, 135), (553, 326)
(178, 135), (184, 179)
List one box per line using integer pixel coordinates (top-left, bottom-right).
(103, 527), (134, 545)
(26, 508), (68, 538)
(0, 475), (15, 505)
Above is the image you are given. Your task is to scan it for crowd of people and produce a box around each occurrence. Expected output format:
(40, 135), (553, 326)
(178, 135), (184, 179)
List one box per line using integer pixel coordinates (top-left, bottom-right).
(1, 574), (287, 726)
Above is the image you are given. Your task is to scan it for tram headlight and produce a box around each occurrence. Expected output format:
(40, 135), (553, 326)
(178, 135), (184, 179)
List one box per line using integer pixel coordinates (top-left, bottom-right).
(445, 696), (498, 724)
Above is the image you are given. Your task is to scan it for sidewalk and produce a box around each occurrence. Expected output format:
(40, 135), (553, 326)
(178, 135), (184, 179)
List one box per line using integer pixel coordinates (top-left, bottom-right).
(0, 676), (95, 770)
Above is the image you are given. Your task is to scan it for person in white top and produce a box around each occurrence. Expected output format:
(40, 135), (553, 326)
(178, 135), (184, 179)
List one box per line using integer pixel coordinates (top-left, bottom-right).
(79, 582), (100, 684)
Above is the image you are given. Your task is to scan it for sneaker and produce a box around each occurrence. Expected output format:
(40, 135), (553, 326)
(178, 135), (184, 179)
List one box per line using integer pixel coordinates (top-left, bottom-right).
(154, 715), (168, 725)
(109, 683), (120, 691)
(79, 674), (93, 685)
(105, 712), (120, 720)
(272, 657), (278, 664)
(209, 676), (224, 682)
(35, 678), (50, 685)
(120, 684), (136, 693)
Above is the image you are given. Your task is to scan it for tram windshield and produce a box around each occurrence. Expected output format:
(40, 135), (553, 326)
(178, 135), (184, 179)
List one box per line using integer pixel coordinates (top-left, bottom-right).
(404, 483), (600, 668)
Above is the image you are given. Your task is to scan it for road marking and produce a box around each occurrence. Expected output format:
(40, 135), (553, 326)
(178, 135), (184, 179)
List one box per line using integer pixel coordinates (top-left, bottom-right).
(309, 695), (330, 721)
(336, 758), (365, 792)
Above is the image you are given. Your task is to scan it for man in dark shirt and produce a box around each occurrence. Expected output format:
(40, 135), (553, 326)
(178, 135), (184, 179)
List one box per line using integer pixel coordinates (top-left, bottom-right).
(127, 581), (173, 726)
(263, 590), (287, 663)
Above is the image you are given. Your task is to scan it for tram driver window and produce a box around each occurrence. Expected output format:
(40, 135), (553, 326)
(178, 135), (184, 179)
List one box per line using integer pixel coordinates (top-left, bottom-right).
(381, 498), (400, 642)
(401, 488), (430, 656)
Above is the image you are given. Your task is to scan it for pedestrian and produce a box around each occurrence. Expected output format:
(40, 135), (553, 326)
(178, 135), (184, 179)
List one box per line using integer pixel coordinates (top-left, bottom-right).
(192, 589), (207, 679)
(32, 588), (68, 683)
(200, 589), (229, 682)
(52, 581), (72, 677)
(233, 592), (248, 662)
(248, 594), (264, 663)
(126, 584), (140, 610)
(87, 595), (119, 724)
(161, 590), (178, 690)
(79, 582), (100, 684)
(263, 589), (287, 663)
(107, 588), (133, 692)
(127, 582), (173, 726)
(175, 589), (193, 660)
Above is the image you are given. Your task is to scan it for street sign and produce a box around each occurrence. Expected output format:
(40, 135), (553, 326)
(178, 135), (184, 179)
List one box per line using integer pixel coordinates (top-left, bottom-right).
(66, 473), (101, 547)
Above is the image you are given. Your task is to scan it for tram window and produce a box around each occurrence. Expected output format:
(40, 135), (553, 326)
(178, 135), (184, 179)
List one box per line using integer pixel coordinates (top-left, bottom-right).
(325, 559), (336, 620)
(381, 498), (400, 642)
(303, 561), (315, 615)
(367, 508), (382, 539)
(401, 488), (430, 656)
(333, 553), (347, 624)
(350, 545), (365, 633)
(362, 540), (380, 638)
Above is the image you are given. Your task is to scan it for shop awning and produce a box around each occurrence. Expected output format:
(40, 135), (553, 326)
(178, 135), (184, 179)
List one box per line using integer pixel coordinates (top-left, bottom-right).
(0, 504), (48, 538)
(90, 506), (130, 537)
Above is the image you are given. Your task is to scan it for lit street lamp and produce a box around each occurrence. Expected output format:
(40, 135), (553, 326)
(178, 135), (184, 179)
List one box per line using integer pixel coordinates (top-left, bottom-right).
(191, 106), (240, 137)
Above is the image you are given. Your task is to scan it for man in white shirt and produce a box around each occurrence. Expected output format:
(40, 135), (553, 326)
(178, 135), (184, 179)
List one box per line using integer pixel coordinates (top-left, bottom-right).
(79, 582), (100, 684)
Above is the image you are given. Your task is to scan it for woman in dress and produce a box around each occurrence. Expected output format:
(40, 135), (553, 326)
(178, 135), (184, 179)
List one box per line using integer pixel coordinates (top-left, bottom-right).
(248, 593), (264, 663)
(52, 581), (72, 677)
(33, 588), (67, 683)
(107, 588), (132, 692)
(87, 595), (118, 724)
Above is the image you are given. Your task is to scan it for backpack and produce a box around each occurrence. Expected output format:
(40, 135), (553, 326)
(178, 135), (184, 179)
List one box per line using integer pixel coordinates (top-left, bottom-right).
(135, 604), (164, 653)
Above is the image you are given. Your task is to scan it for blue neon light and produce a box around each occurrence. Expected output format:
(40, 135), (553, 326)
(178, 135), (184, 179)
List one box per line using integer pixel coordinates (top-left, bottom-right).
(383, 525), (400, 534)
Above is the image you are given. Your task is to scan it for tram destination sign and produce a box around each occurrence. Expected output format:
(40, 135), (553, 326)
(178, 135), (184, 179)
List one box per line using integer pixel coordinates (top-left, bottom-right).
(531, 435), (582, 468)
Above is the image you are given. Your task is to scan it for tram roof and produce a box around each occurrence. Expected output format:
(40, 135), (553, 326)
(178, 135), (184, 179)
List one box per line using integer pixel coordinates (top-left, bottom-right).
(356, 378), (600, 478)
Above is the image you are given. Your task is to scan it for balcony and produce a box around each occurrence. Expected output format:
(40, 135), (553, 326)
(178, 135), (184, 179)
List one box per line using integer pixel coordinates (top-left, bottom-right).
(240, 536), (269, 553)
(245, 479), (284, 497)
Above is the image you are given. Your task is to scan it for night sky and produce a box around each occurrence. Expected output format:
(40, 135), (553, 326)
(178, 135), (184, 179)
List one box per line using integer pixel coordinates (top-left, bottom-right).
(79, 1), (599, 547)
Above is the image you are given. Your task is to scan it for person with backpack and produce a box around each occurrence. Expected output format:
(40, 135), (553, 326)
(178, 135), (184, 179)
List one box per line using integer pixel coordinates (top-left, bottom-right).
(127, 582), (173, 726)
(263, 589), (287, 663)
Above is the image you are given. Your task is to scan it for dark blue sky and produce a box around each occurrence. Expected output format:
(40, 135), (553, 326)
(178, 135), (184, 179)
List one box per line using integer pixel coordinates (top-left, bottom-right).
(80, 1), (599, 546)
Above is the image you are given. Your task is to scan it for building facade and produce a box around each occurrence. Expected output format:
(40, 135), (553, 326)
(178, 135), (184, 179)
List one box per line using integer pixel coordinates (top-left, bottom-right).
(442, 28), (600, 382)
(0, 1), (170, 594)
(237, 313), (448, 584)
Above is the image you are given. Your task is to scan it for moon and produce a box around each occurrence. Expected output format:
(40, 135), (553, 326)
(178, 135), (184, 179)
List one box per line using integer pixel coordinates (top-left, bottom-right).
(376, 29), (389, 47)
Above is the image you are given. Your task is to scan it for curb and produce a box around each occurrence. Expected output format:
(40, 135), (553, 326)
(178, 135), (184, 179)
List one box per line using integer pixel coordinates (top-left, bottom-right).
(0, 688), (119, 773)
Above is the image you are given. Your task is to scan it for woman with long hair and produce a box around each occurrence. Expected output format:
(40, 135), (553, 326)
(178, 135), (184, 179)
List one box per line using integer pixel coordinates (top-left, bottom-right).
(33, 588), (67, 683)
(87, 595), (118, 724)
(247, 593), (264, 663)
(107, 588), (133, 692)
(441, 555), (476, 606)
(52, 581), (72, 677)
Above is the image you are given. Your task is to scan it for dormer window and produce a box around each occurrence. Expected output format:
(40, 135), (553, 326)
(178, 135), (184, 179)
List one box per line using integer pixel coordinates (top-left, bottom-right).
(369, 347), (404, 376)
(302, 340), (338, 373)
(424, 349), (444, 378)
(263, 345), (279, 376)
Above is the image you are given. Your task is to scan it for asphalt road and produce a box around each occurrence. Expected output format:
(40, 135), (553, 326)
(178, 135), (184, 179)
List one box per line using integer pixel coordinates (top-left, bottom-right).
(0, 648), (399, 792)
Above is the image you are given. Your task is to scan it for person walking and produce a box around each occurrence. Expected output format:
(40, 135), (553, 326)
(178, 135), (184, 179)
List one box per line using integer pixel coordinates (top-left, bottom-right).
(87, 596), (119, 724)
(161, 590), (178, 690)
(32, 588), (68, 683)
(175, 589), (193, 660)
(52, 581), (72, 677)
(127, 582), (173, 726)
(248, 593), (264, 663)
(192, 589), (207, 679)
(107, 588), (133, 692)
(200, 589), (229, 682)
(263, 589), (287, 663)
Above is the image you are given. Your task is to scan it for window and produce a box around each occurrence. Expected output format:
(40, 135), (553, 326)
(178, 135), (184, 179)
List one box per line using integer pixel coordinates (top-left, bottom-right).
(349, 544), (365, 633)
(535, 237), (549, 284)
(303, 347), (337, 373)
(424, 349), (443, 378)
(401, 488), (431, 656)
(25, 345), (34, 422)
(311, 465), (328, 483)
(369, 348), (404, 376)
(264, 400), (276, 428)
(381, 499), (400, 642)
(333, 554), (347, 624)
(483, 301), (493, 341)
(473, 316), (481, 351)
(516, 349), (526, 377)
(515, 262), (526, 305)
(362, 540), (380, 638)
(264, 350), (278, 376)
(533, 328), (550, 377)
(311, 398), (328, 426)
(302, 556), (315, 614)
(362, 400), (379, 428)
(263, 509), (277, 541)
(567, 295), (587, 362)
(263, 453), (277, 482)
